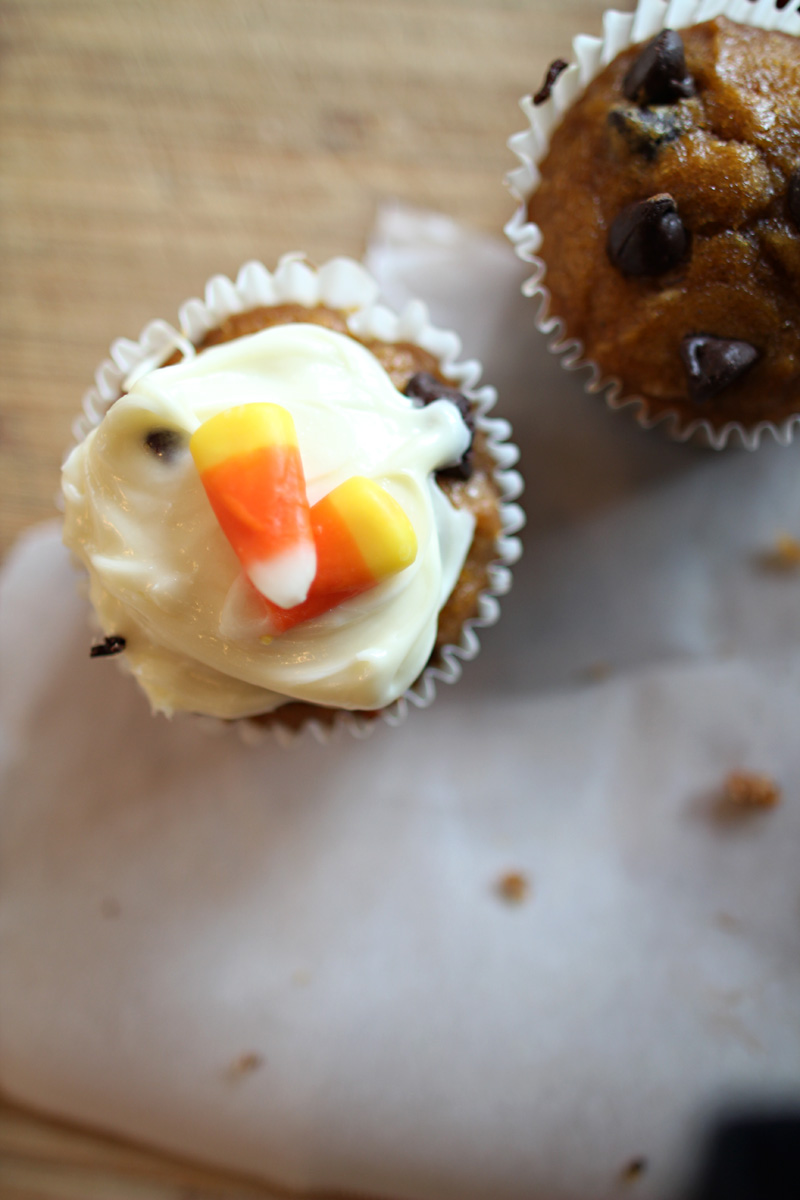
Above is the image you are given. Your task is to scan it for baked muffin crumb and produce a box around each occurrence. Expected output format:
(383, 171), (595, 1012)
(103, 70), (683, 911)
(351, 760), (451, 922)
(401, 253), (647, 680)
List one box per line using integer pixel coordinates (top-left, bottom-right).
(225, 1052), (264, 1080)
(619, 1157), (649, 1184)
(496, 871), (531, 904)
(760, 532), (800, 571)
(529, 18), (800, 431)
(721, 770), (781, 811)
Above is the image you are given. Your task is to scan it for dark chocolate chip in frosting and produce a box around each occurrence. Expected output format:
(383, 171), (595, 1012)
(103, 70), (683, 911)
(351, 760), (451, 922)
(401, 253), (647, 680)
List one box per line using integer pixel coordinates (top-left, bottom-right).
(607, 193), (689, 277)
(622, 30), (695, 106)
(533, 58), (569, 106)
(404, 372), (473, 428)
(404, 371), (474, 481)
(680, 335), (759, 403)
(90, 635), (126, 658)
(436, 456), (474, 482)
(144, 428), (185, 459)
(788, 167), (800, 229)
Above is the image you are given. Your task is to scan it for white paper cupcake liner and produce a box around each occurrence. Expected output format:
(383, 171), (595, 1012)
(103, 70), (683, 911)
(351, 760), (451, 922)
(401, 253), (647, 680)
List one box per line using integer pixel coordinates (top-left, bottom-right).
(505, 0), (800, 451)
(68, 254), (524, 746)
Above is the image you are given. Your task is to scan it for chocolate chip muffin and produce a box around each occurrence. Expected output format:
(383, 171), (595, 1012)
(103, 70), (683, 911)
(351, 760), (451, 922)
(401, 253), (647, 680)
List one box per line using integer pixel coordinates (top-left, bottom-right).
(527, 17), (800, 435)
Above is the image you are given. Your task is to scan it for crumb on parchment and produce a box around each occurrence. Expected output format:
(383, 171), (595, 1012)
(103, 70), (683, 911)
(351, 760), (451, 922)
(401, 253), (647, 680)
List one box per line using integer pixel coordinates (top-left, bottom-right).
(759, 532), (800, 571)
(714, 911), (744, 934)
(496, 871), (531, 904)
(722, 771), (781, 811)
(581, 661), (612, 682)
(620, 1157), (648, 1184)
(225, 1052), (264, 1080)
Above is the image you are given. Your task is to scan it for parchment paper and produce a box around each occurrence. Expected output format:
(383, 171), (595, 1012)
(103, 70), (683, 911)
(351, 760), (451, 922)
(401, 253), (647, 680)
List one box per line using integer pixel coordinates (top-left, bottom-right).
(1, 206), (799, 1200)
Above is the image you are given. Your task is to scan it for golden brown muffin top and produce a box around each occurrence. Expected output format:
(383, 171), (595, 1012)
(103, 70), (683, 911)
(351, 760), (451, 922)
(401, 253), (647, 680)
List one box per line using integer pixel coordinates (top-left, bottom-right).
(529, 18), (800, 429)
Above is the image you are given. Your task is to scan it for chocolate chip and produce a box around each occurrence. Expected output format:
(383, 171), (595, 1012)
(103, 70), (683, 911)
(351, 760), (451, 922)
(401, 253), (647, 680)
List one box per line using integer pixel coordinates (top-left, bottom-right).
(404, 372), (473, 427)
(608, 104), (690, 159)
(404, 371), (474, 480)
(144, 428), (184, 459)
(680, 335), (759, 403)
(436, 455), (474, 482)
(622, 30), (695, 106)
(788, 167), (800, 229)
(607, 194), (689, 276)
(533, 58), (569, 106)
(90, 635), (126, 658)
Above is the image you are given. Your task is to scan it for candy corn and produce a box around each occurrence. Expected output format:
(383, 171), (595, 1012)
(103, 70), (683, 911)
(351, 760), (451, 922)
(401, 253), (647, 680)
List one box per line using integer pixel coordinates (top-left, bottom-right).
(311, 476), (418, 595)
(227, 476), (418, 637)
(190, 404), (316, 609)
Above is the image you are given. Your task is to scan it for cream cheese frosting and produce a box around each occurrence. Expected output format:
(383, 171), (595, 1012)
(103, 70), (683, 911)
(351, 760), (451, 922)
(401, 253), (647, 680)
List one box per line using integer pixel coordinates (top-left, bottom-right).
(62, 323), (475, 718)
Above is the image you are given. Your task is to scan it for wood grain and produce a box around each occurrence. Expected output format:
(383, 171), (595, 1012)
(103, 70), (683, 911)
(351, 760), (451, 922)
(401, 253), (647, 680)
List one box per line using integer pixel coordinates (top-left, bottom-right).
(0, 1), (631, 1196)
(0, 1101), (303, 1198)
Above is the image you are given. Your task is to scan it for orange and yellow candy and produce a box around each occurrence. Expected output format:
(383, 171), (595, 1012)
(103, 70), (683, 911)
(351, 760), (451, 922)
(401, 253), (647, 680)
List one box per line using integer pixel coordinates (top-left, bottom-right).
(192, 402), (418, 634)
(190, 404), (316, 609)
(259, 475), (418, 634)
(310, 475), (418, 594)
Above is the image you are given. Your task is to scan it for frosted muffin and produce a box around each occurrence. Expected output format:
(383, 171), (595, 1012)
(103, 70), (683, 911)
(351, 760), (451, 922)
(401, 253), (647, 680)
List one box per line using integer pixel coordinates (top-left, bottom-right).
(62, 258), (522, 737)
(508, 5), (800, 445)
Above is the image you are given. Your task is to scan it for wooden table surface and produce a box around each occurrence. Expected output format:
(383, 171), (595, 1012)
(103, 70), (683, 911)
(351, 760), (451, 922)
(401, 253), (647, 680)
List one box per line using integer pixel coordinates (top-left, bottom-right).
(0, 2), (628, 1197)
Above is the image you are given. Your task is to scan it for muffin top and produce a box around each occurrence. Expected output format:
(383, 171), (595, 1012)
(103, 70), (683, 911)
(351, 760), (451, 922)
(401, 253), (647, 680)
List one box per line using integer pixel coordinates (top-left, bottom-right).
(62, 321), (475, 719)
(529, 17), (800, 430)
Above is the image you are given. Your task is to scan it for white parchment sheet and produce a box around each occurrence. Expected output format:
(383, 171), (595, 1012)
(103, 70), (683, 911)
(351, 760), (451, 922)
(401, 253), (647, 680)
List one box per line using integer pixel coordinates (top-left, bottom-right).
(1, 207), (799, 1200)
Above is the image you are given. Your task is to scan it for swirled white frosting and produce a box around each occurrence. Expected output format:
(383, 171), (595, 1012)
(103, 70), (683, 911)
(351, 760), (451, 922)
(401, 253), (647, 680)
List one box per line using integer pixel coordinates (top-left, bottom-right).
(62, 323), (475, 718)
